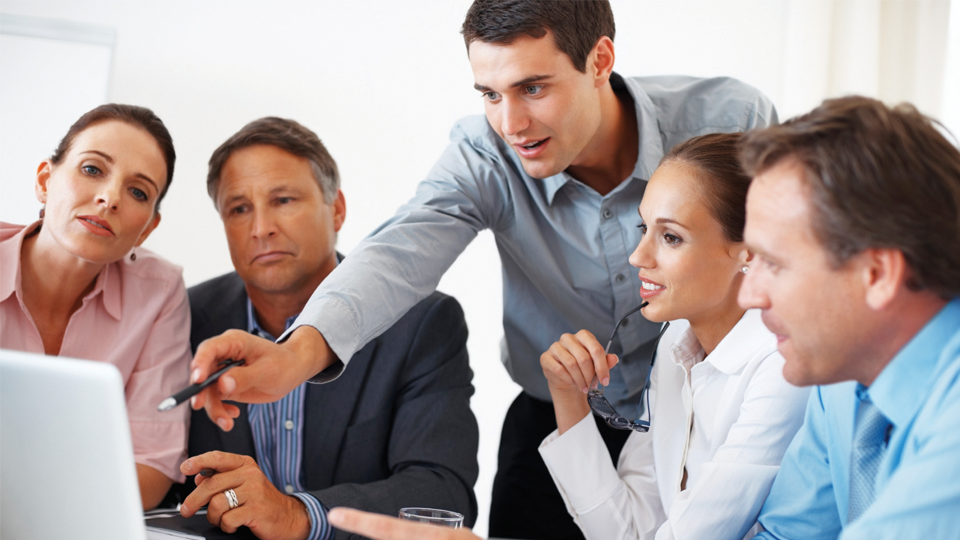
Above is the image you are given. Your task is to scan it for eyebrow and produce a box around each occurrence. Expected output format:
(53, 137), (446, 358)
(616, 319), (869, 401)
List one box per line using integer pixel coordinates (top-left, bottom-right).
(745, 241), (784, 266)
(79, 150), (161, 193)
(638, 210), (689, 230)
(79, 150), (114, 163)
(220, 185), (302, 206)
(655, 217), (689, 228)
(474, 74), (554, 93)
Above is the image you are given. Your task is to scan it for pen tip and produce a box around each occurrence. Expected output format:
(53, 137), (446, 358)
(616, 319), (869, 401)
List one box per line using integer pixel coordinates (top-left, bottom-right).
(157, 398), (176, 412)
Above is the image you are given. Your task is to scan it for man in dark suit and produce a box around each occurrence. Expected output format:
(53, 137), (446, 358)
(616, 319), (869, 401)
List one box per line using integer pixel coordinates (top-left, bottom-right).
(169, 117), (479, 540)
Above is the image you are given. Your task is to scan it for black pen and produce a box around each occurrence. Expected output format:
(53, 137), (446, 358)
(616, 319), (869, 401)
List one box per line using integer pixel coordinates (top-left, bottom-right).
(157, 359), (244, 411)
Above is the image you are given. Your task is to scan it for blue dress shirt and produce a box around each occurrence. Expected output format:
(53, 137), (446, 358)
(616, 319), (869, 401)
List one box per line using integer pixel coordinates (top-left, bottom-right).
(754, 297), (960, 539)
(284, 73), (777, 410)
(247, 299), (333, 540)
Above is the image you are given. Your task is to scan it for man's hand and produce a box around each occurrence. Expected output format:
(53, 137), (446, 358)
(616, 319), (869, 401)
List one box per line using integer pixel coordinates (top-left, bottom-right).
(190, 325), (335, 431)
(179, 452), (311, 540)
(327, 508), (482, 540)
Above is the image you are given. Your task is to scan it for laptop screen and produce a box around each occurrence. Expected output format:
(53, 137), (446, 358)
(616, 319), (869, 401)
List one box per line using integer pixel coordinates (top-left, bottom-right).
(1, 349), (147, 540)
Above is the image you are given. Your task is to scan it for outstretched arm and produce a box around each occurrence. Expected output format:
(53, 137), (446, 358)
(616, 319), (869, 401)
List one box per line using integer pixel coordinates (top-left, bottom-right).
(191, 130), (506, 430)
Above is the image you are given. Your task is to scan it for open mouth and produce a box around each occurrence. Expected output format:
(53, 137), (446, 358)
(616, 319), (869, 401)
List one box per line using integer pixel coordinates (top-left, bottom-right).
(641, 282), (664, 291)
(521, 139), (546, 149)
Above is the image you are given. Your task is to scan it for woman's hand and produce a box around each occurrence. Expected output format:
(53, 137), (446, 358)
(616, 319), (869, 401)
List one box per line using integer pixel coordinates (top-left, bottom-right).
(540, 329), (618, 433)
(541, 329), (619, 394)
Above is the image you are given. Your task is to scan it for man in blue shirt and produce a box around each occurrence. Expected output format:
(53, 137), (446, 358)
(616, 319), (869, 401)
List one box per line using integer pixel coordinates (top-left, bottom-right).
(169, 118), (479, 540)
(737, 97), (960, 538)
(189, 2), (776, 537)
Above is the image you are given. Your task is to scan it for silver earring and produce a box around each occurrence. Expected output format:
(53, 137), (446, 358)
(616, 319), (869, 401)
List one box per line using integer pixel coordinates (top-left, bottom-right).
(741, 265), (749, 273)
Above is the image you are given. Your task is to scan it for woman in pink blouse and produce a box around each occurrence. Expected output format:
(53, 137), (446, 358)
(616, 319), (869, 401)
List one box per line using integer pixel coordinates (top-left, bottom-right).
(0, 104), (191, 510)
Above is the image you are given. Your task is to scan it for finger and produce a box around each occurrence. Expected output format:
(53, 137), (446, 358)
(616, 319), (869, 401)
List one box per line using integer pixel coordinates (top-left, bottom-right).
(607, 353), (620, 370)
(546, 342), (587, 392)
(180, 457), (251, 517)
(540, 350), (580, 392)
(557, 334), (593, 391)
(204, 490), (230, 527)
(182, 451), (250, 476)
(184, 471), (244, 520)
(191, 329), (255, 382)
(218, 506), (254, 534)
(191, 330), (255, 429)
(329, 508), (471, 540)
(574, 329), (609, 386)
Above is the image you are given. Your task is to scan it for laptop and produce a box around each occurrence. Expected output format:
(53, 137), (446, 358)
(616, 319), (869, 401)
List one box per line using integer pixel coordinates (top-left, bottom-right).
(1, 349), (147, 540)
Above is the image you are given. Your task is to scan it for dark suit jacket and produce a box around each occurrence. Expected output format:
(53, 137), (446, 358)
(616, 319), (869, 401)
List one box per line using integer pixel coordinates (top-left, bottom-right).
(169, 271), (479, 538)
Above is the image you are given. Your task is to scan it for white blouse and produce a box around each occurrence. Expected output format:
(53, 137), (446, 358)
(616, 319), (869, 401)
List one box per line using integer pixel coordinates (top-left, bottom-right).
(539, 309), (810, 540)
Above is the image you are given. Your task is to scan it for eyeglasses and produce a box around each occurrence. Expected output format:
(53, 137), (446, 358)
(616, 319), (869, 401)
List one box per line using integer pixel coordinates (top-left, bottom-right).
(587, 302), (670, 432)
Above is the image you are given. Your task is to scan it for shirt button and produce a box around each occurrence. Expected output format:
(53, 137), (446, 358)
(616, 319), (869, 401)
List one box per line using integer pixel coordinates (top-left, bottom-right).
(285, 484), (295, 494)
(621, 318), (629, 327)
(284, 419), (294, 430)
(615, 273), (626, 283)
(602, 209), (613, 219)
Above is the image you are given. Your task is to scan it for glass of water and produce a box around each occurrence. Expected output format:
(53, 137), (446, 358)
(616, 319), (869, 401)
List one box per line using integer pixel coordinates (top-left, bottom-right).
(398, 507), (464, 529)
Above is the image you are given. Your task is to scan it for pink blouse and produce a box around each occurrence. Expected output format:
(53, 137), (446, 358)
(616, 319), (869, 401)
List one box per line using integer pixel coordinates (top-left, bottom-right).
(0, 221), (191, 483)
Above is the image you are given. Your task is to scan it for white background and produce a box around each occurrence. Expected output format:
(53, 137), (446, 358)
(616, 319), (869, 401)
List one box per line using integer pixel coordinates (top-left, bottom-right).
(2, 1), (958, 536)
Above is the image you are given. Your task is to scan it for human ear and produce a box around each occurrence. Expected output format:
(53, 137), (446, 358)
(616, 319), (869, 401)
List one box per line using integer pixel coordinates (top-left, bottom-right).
(862, 248), (904, 311)
(590, 36), (615, 87)
(135, 212), (162, 247)
(332, 189), (346, 233)
(35, 161), (52, 204)
(728, 242), (753, 265)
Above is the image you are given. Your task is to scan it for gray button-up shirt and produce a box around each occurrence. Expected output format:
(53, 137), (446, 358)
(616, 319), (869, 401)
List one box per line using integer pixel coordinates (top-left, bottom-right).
(286, 73), (777, 409)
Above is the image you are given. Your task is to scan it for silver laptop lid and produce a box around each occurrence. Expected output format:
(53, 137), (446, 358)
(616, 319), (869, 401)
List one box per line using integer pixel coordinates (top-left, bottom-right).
(1, 349), (146, 540)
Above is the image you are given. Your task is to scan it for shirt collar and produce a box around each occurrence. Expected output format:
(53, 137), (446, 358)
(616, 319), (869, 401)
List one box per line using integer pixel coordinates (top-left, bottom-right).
(542, 72), (663, 206)
(245, 255), (340, 340)
(0, 221), (121, 320)
(867, 297), (960, 428)
(707, 309), (777, 374)
(246, 296), (299, 342)
(668, 309), (776, 375)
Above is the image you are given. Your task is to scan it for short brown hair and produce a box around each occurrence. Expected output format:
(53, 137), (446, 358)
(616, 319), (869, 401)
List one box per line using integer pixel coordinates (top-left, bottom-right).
(207, 117), (340, 207)
(51, 103), (176, 208)
(662, 132), (750, 243)
(740, 96), (960, 298)
(461, 0), (615, 72)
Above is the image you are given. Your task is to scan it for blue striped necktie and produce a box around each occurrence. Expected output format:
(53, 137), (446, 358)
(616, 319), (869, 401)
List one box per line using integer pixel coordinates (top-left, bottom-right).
(847, 397), (891, 523)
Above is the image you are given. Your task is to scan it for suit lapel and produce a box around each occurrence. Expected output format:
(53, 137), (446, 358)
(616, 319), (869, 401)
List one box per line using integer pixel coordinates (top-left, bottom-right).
(302, 339), (378, 489)
(205, 274), (256, 456)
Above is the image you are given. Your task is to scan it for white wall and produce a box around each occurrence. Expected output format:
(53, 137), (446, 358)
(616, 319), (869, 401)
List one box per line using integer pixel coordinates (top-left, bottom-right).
(1, 1), (957, 536)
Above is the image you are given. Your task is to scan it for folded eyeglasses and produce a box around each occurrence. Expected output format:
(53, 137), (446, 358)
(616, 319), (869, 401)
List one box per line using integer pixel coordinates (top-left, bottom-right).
(587, 301), (670, 432)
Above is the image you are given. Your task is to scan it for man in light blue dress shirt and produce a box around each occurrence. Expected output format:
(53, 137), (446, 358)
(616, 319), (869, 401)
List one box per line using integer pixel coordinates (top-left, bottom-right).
(737, 96), (960, 539)
(188, 2), (776, 537)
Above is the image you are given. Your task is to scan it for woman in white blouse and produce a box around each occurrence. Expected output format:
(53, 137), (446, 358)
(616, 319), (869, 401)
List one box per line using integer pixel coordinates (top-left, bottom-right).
(538, 133), (810, 540)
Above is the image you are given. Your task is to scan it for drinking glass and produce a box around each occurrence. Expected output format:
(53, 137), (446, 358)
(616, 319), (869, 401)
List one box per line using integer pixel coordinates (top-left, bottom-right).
(398, 507), (464, 529)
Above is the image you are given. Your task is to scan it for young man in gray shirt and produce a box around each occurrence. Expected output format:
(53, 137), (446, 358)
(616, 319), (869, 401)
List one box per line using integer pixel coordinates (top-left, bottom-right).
(190, 2), (776, 537)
